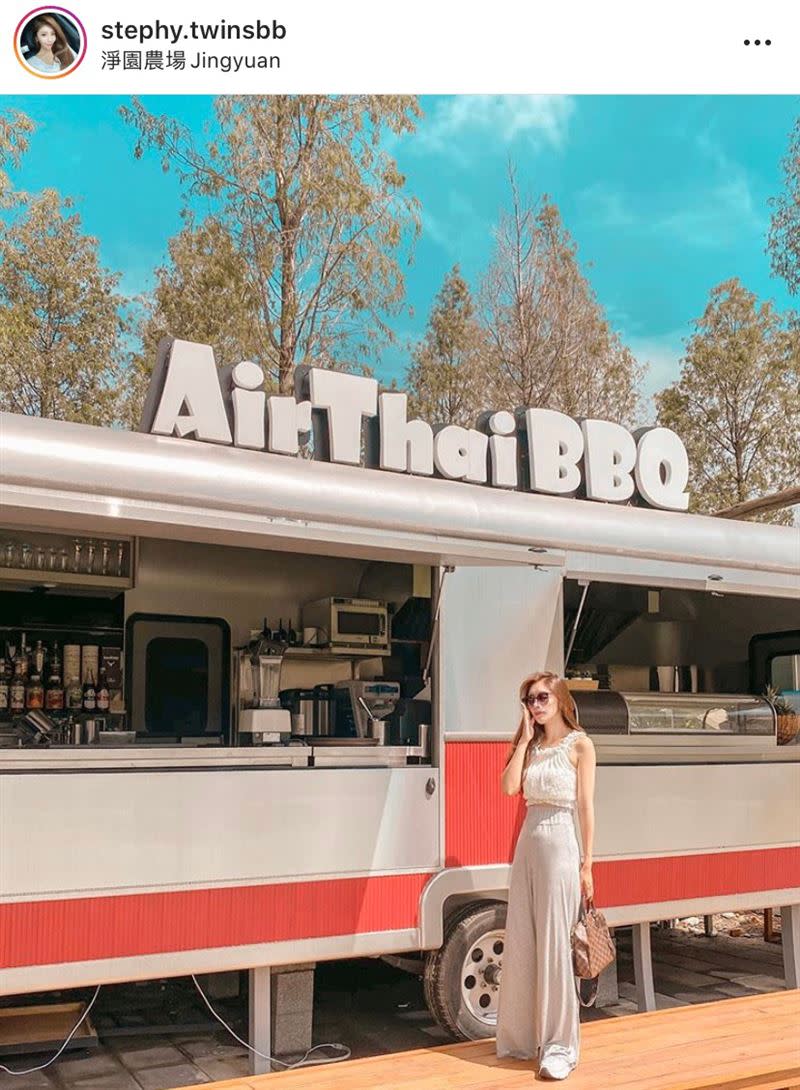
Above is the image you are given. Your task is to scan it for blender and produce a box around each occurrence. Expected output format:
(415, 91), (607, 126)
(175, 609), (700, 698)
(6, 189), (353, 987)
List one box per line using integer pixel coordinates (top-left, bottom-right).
(236, 626), (291, 744)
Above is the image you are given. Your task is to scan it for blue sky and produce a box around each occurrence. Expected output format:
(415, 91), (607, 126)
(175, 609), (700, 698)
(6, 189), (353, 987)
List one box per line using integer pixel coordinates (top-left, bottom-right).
(4, 93), (798, 421)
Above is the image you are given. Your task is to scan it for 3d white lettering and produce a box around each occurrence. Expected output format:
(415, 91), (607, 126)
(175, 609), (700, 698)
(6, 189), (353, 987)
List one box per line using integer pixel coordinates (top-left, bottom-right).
(150, 340), (232, 444)
(581, 419), (637, 502)
(466, 430), (489, 484)
(525, 409), (583, 494)
(308, 369), (378, 466)
(634, 427), (690, 511)
(378, 393), (434, 475)
(433, 426), (471, 480)
(267, 396), (313, 455)
(231, 361), (265, 450)
(488, 411), (518, 488)
(143, 341), (693, 512)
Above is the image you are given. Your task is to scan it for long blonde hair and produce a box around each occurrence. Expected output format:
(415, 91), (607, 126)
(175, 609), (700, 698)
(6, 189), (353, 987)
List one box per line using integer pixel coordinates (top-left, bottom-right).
(504, 670), (583, 780)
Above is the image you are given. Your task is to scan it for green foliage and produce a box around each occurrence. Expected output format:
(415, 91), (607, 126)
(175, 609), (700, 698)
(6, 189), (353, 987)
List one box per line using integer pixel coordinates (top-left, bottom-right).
(480, 175), (644, 427)
(122, 94), (422, 407)
(407, 265), (488, 425)
(768, 116), (800, 296)
(764, 685), (794, 717)
(0, 108), (35, 206)
(0, 190), (129, 426)
(655, 278), (800, 524)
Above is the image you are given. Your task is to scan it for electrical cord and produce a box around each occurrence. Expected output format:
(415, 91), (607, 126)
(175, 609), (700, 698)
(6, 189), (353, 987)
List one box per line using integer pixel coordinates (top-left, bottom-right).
(0, 975), (350, 1076)
(191, 974), (351, 1069)
(0, 985), (102, 1076)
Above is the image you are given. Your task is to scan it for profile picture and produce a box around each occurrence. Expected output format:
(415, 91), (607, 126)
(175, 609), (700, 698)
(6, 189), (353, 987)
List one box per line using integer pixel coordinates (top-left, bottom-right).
(15, 7), (86, 78)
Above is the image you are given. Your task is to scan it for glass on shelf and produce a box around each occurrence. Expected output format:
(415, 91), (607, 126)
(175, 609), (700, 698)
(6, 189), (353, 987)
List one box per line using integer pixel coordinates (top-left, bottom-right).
(101, 541), (111, 576)
(1, 541), (15, 568)
(71, 539), (83, 573)
(20, 543), (32, 569)
(48, 545), (59, 571)
(85, 539), (96, 575)
(35, 545), (46, 571)
(115, 541), (126, 577)
(59, 547), (69, 572)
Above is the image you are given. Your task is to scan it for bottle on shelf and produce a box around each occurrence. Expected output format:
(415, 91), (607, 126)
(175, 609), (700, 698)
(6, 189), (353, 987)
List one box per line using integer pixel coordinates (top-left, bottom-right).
(16, 633), (28, 680)
(96, 665), (110, 712)
(0, 657), (9, 714)
(33, 639), (45, 678)
(66, 674), (83, 711)
(9, 659), (25, 713)
(9, 658), (25, 710)
(25, 669), (44, 710)
(277, 618), (288, 643)
(45, 652), (65, 711)
(82, 669), (97, 712)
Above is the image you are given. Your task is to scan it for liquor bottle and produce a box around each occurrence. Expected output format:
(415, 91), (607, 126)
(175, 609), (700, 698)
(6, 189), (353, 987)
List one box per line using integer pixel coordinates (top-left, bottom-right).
(25, 669), (44, 710)
(16, 633), (28, 679)
(277, 618), (288, 643)
(0, 658), (9, 714)
(82, 669), (97, 712)
(261, 617), (272, 640)
(96, 666), (110, 712)
(45, 655), (65, 711)
(51, 641), (62, 677)
(9, 660), (25, 713)
(33, 639), (45, 678)
(66, 674), (83, 711)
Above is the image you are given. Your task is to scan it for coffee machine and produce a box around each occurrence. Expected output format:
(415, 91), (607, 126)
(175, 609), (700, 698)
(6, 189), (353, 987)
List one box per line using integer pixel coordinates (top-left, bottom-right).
(236, 628), (291, 744)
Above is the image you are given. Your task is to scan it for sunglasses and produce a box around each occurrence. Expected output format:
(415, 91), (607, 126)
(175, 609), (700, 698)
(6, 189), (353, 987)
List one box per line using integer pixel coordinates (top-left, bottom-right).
(524, 692), (552, 708)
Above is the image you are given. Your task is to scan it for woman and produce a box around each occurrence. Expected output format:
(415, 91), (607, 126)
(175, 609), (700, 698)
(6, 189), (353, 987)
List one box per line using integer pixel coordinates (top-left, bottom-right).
(25, 15), (75, 74)
(495, 671), (597, 1081)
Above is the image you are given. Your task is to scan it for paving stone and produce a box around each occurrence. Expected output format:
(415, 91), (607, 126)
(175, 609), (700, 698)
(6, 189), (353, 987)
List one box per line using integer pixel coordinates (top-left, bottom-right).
(178, 1037), (248, 1060)
(70, 1072), (140, 1090)
(193, 1056), (251, 1080)
(727, 975), (785, 993)
(713, 981), (763, 998)
(133, 1064), (210, 1090)
(0, 1069), (56, 1089)
(56, 1051), (124, 1080)
(117, 1044), (186, 1070)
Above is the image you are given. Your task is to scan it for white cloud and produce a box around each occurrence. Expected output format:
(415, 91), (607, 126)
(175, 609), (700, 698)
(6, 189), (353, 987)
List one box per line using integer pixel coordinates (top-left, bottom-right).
(416, 95), (575, 161)
(577, 130), (763, 249)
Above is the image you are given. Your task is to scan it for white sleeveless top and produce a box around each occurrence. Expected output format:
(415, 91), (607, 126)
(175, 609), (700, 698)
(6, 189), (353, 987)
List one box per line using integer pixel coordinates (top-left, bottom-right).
(523, 730), (580, 809)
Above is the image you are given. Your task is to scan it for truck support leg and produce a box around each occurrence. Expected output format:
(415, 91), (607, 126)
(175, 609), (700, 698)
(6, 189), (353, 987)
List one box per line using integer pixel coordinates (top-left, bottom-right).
(632, 921), (656, 1011)
(249, 966), (272, 1075)
(780, 904), (800, 989)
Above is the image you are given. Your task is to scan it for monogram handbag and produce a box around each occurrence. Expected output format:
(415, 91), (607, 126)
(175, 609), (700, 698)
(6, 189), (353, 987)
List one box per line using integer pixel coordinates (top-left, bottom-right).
(571, 895), (616, 1007)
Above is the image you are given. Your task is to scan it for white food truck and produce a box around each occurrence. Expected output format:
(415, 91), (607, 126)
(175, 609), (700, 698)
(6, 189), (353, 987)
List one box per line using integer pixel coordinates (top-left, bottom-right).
(0, 338), (798, 1063)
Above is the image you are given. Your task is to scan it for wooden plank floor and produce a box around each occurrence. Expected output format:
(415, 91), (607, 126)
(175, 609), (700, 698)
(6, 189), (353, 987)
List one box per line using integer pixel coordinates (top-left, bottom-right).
(179, 990), (800, 1090)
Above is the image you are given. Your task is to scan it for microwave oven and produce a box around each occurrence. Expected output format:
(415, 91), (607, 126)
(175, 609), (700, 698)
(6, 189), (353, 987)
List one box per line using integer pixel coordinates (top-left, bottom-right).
(301, 597), (390, 655)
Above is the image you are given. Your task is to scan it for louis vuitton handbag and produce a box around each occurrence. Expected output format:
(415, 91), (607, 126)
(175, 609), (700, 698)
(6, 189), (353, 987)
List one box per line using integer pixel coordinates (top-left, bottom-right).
(571, 895), (616, 1007)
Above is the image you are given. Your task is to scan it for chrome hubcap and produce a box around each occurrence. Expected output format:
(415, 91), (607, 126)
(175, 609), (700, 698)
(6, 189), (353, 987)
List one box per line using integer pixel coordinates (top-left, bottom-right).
(460, 929), (504, 1025)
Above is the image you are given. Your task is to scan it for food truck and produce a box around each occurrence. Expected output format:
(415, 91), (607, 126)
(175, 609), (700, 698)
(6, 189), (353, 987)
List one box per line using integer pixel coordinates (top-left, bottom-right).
(0, 338), (798, 1052)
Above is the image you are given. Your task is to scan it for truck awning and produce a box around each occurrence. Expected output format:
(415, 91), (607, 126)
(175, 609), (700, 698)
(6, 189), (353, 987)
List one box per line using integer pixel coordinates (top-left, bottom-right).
(1, 412), (797, 580)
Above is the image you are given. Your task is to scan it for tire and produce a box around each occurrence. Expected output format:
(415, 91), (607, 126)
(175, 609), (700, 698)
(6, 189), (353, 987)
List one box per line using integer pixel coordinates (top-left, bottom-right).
(423, 901), (507, 1041)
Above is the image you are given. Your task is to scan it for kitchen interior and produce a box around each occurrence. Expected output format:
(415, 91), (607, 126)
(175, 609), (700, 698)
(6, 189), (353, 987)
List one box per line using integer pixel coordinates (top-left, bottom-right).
(0, 530), (435, 766)
(562, 578), (800, 744)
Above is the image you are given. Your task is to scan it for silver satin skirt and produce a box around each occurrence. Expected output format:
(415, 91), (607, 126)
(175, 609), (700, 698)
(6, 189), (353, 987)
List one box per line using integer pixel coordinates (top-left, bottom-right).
(495, 803), (582, 1073)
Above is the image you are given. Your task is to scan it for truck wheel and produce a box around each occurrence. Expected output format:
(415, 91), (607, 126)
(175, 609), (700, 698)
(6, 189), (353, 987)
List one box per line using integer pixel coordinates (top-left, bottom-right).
(423, 901), (507, 1041)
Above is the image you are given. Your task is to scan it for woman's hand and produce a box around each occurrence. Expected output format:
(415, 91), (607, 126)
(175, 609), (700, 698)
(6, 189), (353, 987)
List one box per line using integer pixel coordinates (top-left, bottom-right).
(580, 862), (594, 902)
(520, 701), (534, 744)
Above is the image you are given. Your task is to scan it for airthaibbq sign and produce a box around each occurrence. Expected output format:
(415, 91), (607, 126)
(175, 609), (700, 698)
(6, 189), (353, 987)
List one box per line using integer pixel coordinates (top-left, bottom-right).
(140, 338), (691, 512)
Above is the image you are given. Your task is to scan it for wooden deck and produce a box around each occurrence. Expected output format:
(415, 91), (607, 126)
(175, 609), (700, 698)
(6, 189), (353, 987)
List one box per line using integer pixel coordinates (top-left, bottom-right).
(180, 990), (800, 1089)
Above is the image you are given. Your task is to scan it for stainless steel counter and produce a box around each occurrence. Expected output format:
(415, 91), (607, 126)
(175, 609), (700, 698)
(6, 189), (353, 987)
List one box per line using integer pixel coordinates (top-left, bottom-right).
(0, 743), (429, 771)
